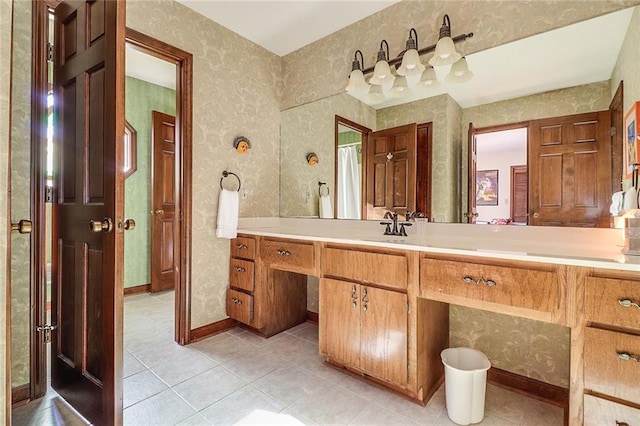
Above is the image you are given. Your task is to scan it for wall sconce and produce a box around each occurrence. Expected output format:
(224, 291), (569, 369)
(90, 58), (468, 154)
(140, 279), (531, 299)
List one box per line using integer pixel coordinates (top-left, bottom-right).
(306, 152), (319, 166)
(345, 14), (473, 102)
(233, 136), (251, 153)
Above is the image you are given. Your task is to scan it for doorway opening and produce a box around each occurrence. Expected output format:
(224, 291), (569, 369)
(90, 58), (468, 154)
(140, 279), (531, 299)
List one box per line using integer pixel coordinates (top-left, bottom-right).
(474, 127), (528, 225)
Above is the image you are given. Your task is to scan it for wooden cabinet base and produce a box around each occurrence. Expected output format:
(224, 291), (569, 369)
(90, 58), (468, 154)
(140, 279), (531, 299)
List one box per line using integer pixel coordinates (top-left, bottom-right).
(324, 357), (428, 405)
(255, 268), (307, 337)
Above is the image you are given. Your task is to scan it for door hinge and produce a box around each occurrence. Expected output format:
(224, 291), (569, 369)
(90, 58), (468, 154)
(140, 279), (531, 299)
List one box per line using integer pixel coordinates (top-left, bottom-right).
(36, 324), (57, 343)
(45, 186), (55, 203)
(47, 42), (54, 62)
(611, 126), (617, 136)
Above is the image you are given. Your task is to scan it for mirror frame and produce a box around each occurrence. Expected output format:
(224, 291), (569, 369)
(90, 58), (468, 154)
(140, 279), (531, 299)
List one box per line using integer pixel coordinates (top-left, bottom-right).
(334, 115), (371, 219)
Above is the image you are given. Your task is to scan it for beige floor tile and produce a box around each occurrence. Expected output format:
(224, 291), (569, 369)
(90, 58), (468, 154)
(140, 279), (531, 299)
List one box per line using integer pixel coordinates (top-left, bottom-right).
(333, 372), (390, 402)
(123, 351), (146, 378)
(129, 339), (200, 368)
(172, 366), (248, 411)
(349, 400), (420, 425)
(222, 349), (285, 382)
(123, 389), (196, 425)
(199, 385), (284, 425)
(521, 398), (564, 425)
(278, 407), (319, 425)
(192, 333), (261, 365)
(287, 383), (370, 425)
(484, 384), (529, 423)
(176, 413), (213, 425)
(373, 387), (444, 424)
(252, 364), (327, 406)
(262, 333), (320, 364)
(231, 329), (272, 347)
(286, 322), (319, 344)
(123, 369), (169, 408)
(150, 351), (218, 386)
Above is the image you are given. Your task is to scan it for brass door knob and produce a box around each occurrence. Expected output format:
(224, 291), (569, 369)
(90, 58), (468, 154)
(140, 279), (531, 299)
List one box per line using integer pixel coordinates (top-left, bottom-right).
(11, 219), (32, 234)
(123, 219), (136, 231)
(89, 217), (113, 233)
(154, 209), (164, 215)
(532, 212), (540, 218)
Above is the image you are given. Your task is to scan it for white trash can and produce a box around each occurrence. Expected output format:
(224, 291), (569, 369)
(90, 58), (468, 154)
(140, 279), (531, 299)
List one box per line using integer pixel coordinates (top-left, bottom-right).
(441, 347), (491, 425)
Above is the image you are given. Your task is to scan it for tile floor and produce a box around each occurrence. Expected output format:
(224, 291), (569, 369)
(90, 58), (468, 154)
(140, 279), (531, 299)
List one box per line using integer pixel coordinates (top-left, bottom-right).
(12, 291), (564, 425)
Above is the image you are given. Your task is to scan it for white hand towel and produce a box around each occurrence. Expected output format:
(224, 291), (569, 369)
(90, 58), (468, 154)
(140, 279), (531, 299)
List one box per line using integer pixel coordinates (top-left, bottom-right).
(623, 186), (638, 211)
(319, 194), (333, 219)
(610, 191), (624, 216)
(216, 189), (239, 239)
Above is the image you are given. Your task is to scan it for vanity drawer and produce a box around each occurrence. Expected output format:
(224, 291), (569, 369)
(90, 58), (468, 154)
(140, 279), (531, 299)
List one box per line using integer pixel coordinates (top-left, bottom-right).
(227, 289), (253, 325)
(229, 258), (255, 292)
(584, 327), (640, 406)
(231, 236), (256, 260)
(420, 257), (558, 313)
(584, 394), (640, 426)
(260, 238), (314, 273)
(586, 277), (640, 331)
(322, 247), (407, 290)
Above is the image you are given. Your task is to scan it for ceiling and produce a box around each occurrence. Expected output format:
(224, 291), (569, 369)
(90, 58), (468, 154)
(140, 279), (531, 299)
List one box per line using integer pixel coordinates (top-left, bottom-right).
(174, 0), (400, 56)
(126, 3), (635, 110)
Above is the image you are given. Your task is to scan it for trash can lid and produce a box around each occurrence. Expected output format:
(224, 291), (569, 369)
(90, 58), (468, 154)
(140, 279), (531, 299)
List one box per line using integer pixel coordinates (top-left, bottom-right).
(441, 347), (491, 372)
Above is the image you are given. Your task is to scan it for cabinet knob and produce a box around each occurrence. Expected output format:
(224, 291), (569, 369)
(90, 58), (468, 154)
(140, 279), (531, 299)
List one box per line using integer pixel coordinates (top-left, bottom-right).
(234, 266), (246, 272)
(236, 243), (247, 249)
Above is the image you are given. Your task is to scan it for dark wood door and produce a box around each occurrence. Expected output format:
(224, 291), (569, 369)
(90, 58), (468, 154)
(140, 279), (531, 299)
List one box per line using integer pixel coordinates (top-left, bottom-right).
(529, 110), (611, 227)
(151, 111), (177, 292)
(466, 123), (478, 223)
(51, 1), (124, 424)
(365, 123), (417, 219)
(510, 165), (528, 223)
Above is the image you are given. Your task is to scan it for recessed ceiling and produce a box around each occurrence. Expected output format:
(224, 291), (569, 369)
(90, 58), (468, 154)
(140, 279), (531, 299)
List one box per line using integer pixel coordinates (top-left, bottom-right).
(174, 0), (401, 56)
(125, 44), (176, 89)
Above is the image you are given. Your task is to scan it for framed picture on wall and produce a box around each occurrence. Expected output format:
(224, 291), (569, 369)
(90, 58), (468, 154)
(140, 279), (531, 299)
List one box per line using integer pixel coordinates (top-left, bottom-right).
(476, 169), (498, 206)
(624, 101), (640, 179)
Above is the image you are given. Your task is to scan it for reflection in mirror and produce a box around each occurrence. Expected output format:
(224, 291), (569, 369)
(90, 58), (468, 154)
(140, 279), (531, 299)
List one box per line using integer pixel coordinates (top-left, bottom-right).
(335, 117), (370, 219)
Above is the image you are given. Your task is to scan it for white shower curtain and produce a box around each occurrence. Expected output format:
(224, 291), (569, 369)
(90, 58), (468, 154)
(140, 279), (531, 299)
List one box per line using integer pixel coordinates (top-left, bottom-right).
(337, 145), (361, 219)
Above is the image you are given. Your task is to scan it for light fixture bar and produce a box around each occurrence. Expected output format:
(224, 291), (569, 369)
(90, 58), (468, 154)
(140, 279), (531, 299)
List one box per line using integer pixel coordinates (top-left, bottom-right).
(360, 32), (474, 76)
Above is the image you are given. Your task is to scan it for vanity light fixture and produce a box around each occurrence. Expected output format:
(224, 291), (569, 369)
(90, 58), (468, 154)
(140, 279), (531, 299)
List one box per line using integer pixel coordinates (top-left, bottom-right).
(368, 40), (395, 86)
(389, 74), (410, 98)
(345, 50), (369, 93)
(417, 66), (440, 89)
(397, 28), (425, 77)
(345, 14), (473, 103)
(445, 56), (473, 83)
(366, 84), (385, 104)
(429, 14), (462, 66)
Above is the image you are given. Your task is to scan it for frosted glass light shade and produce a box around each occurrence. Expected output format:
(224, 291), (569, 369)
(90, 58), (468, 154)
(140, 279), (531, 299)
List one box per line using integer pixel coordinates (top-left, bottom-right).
(429, 36), (461, 67)
(417, 67), (440, 89)
(397, 49), (425, 77)
(369, 60), (395, 85)
(445, 57), (473, 83)
(389, 75), (410, 98)
(346, 68), (370, 93)
(366, 84), (385, 104)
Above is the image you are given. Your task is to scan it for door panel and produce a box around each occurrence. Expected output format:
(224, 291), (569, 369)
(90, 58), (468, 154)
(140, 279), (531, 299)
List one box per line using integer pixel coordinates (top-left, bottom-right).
(51, 1), (124, 424)
(319, 279), (360, 367)
(151, 111), (177, 292)
(510, 166), (528, 224)
(529, 110), (611, 227)
(360, 286), (407, 386)
(365, 123), (417, 219)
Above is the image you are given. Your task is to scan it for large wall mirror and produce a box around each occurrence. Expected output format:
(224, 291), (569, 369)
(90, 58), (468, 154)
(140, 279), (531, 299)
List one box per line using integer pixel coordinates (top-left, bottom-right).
(279, 5), (639, 227)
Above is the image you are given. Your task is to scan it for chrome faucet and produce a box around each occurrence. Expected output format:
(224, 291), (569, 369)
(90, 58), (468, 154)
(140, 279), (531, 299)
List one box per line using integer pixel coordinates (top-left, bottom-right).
(381, 211), (412, 236)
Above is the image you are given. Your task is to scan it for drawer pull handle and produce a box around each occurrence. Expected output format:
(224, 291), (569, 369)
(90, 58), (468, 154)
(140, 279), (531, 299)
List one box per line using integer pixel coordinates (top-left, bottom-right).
(351, 285), (358, 308)
(617, 351), (640, 364)
(236, 243), (248, 249)
(276, 249), (291, 256)
(234, 267), (246, 272)
(230, 297), (243, 305)
(462, 276), (497, 287)
(618, 299), (640, 310)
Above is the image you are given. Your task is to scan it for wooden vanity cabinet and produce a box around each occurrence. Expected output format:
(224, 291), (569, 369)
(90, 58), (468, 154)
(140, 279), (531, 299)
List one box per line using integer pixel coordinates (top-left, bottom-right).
(227, 236), (257, 327)
(227, 235), (309, 337)
(319, 246), (409, 388)
(583, 271), (640, 423)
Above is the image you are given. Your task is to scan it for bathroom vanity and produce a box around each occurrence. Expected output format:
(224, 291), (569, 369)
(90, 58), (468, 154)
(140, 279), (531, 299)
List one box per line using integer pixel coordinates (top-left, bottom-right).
(227, 218), (640, 425)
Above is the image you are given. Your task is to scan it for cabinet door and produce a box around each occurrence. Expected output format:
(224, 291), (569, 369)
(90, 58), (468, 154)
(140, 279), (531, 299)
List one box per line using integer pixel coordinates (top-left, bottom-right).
(360, 286), (408, 386)
(319, 279), (360, 367)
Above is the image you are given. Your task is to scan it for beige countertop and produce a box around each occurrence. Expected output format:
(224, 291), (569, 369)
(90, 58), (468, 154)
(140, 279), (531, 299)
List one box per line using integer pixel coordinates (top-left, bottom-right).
(237, 217), (640, 272)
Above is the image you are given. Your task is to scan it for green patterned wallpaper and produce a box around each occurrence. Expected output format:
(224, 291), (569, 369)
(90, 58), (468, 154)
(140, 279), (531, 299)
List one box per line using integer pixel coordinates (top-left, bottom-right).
(124, 77), (176, 288)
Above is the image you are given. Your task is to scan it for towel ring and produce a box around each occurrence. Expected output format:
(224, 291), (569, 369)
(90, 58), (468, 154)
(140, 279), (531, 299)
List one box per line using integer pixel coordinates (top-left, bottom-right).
(318, 181), (329, 197)
(220, 170), (241, 191)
